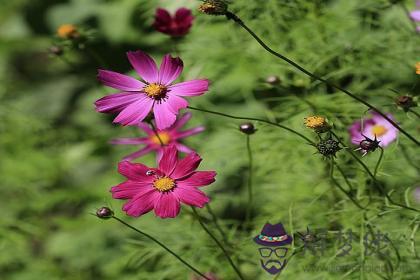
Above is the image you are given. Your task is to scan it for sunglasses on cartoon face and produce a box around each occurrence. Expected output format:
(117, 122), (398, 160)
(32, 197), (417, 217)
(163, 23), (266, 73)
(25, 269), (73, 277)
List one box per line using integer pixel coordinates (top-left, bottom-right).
(259, 247), (288, 258)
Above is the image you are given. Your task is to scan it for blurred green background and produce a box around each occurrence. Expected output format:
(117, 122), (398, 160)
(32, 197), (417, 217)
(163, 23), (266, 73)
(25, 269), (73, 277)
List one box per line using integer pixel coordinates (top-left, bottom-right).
(0, 0), (419, 279)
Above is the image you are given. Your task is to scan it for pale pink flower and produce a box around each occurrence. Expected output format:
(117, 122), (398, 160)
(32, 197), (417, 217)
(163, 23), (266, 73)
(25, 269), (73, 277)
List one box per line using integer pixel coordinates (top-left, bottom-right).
(111, 113), (204, 161)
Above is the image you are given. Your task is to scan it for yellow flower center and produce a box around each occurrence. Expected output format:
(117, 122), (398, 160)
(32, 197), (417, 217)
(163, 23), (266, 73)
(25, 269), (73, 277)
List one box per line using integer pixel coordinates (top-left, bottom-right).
(371, 125), (387, 137)
(57, 24), (78, 39)
(153, 177), (175, 192)
(150, 132), (171, 145)
(144, 83), (167, 99)
(416, 62), (420, 75)
(304, 116), (327, 129)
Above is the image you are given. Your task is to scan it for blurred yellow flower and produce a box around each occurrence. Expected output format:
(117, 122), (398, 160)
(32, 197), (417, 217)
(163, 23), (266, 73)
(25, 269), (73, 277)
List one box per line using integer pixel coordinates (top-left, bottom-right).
(416, 62), (420, 75)
(304, 116), (330, 132)
(57, 24), (79, 39)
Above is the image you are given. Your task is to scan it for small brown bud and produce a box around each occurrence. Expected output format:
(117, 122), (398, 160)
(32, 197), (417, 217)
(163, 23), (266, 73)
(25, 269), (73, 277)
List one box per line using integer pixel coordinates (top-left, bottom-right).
(239, 122), (256, 135)
(96, 207), (114, 219)
(198, 0), (228, 16)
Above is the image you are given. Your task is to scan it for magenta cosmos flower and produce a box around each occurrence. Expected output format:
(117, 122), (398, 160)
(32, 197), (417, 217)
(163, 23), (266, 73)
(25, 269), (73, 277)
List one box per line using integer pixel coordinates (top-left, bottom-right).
(111, 145), (216, 218)
(95, 50), (209, 129)
(111, 112), (204, 161)
(348, 112), (398, 150)
(153, 7), (194, 37)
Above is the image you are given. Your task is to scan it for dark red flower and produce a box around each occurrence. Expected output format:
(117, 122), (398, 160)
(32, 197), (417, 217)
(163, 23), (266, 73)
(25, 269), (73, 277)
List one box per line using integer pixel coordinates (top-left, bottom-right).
(153, 8), (194, 37)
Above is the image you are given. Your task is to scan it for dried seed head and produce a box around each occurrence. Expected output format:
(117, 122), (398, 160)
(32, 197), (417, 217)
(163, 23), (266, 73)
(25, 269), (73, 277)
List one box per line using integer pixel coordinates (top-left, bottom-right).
(198, 0), (228, 16)
(239, 122), (256, 135)
(304, 116), (331, 133)
(395, 95), (416, 111)
(316, 138), (341, 158)
(96, 207), (114, 219)
(356, 136), (381, 156)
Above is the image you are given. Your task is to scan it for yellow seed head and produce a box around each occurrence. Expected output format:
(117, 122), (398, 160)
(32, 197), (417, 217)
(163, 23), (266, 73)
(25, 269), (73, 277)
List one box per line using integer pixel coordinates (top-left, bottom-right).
(304, 116), (330, 132)
(150, 132), (171, 145)
(144, 83), (167, 99)
(198, 0), (228, 15)
(57, 24), (79, 39)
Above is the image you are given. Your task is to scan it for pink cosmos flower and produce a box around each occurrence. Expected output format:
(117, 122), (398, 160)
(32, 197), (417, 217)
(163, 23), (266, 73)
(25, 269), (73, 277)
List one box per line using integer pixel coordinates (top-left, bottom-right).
(111, 145), (216, 218)
(410, 1), (420, 22)
(348, 112), (398, 149)
(153, 7), (194, 37)
(95, 50), (209, 130)
(110, 112), (204, 161)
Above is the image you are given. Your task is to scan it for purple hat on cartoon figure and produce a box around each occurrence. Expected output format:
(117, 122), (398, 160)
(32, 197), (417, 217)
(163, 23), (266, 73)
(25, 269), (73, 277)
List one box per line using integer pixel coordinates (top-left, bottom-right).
(254, 223), (293, 247)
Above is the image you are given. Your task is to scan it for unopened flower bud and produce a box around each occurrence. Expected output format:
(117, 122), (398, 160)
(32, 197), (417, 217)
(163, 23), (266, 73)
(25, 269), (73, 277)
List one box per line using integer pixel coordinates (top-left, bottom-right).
(266, 75), (280, 85)
(48, 46), (63, 56)
(96, 207), (114, 219)
(198, 0), (228, 16)
(316, 138), (341, 158)
(239, 122), (256, 135)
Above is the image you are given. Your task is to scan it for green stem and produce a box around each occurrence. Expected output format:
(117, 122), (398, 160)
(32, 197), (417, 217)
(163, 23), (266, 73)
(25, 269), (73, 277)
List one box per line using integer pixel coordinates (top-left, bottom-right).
(225, 12), (420, 146)
(331, 131), (420, 213)
(187, 106), (314, 144)
(374, 147), (384, 178)
(245, 135), (253, 225)
(205, 204), (231, 247)
(329, 159), (366, 210)
(191, 207), (245, 280)
(111, 216), (210, 280)
(408, 108), (420, 119)
(149, 121), (165, 146)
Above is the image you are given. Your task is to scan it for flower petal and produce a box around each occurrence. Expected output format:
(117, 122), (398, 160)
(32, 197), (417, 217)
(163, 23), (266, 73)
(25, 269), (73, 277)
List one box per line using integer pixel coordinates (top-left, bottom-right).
(153, 95), (188, 130)
(111, 180), (153, 199)
(110, 137), (148, 145)
(175, 8), (194, 23)
(171, 112), (192, 130)
(118, 161), (154, 182)
(95, 92), (142, 114)
(122, 189), (159, 217)
(176, 126), (205, 139)
(175, 143), (194, 154)
(177, 171), (217, 188)
(175, 185), (209, 208)
(127, 51), (159, 83)
(159, 54), (184, 85)
(154, 192), (180, 218)
(410, 11), (420, 22)
(114, 94), (153, 126)
(172, 152), (202, 179)
(158, 145), (178, 175)
(137, 122), (155, 135)
(122, 146), (154, 161)
(97, 70), (145, 91)
(169, 79), (209, 96)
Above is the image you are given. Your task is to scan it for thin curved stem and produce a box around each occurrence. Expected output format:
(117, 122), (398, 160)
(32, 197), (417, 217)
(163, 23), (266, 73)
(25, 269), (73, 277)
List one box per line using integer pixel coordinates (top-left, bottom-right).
(408, 108), (420, 119)
(187, 106), (315, 145)
(225, 12), (419, 146)
(330, 132), (420, 213)
(374, 147), (384, 178)
(191, 207), (245, 280)
(329, 159), (366, 210)
(112, 216), (210, 280)
(205, 204), (231, 247)
(245, 135), (253, 225)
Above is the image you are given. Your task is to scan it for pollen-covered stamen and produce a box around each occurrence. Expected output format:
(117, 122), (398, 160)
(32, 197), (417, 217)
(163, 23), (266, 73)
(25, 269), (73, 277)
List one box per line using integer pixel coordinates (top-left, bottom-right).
(144, 83), (167, 99)
(371, 125), (387, 137)
(153, 177), (176, 192)
(150, 132), (171, 145)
